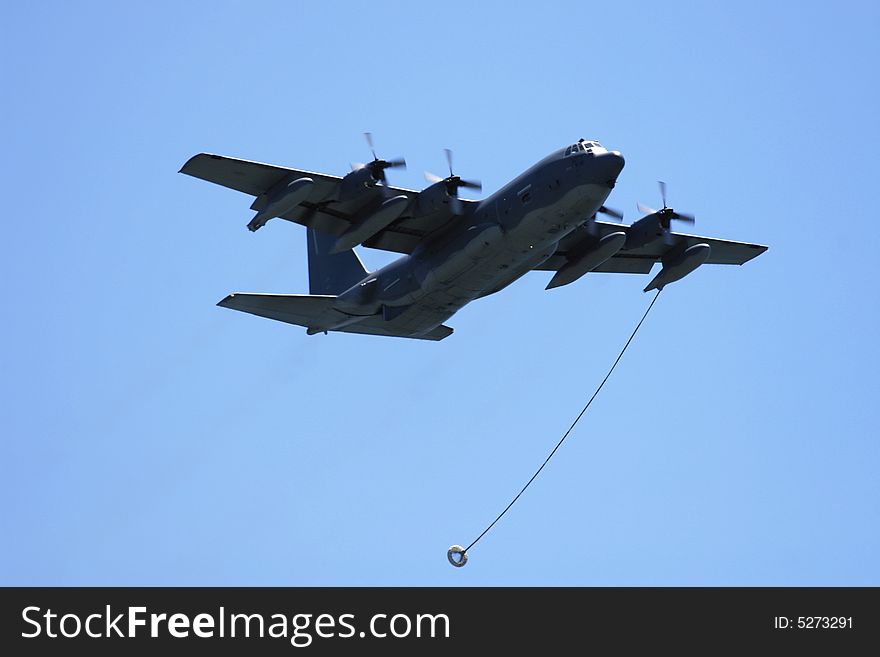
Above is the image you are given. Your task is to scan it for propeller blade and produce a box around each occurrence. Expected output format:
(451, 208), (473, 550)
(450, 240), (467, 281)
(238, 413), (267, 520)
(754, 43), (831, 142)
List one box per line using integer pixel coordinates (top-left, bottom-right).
(672, 211), (695, 224)
(637, 202), (657, 216)
(385, 157), (407, 169)
(586, 216), (600, 236)
(659, 180), (667, 208)
(449, 195), (463, 215)
(444, 148), (454, 177)
(459, 178), (482, 193)
(663, 229), (677, 246)
(425, 171), (444, 184)
(351, 162), (365, 172)
(364, 132), (377, 160)
(598, 205), (624, 221)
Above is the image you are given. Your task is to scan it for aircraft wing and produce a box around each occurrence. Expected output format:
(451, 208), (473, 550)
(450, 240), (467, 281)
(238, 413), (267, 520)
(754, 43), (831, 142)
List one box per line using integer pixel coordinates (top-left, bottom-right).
(180, 153), (472, 255)
(179, 153), (314, 197)
(536, 220), (768, 274)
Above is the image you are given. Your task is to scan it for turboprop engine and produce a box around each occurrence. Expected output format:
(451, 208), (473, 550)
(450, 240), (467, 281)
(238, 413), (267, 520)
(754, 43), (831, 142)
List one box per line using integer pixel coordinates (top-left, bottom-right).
(337, 132), (406, 203)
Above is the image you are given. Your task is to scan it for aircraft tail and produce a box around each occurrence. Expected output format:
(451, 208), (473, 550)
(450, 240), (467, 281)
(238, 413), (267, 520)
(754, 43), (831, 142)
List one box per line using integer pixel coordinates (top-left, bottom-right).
(307, 228), (369, 295)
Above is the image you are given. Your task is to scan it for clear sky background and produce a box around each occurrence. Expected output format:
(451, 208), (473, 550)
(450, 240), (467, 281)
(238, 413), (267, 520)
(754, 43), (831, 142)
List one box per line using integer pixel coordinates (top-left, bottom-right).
(2, 1), (878, 585)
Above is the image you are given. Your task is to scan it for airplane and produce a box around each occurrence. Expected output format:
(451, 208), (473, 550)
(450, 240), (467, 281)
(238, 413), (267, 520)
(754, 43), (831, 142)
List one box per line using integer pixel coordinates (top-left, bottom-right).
(180, 135), (767, 341)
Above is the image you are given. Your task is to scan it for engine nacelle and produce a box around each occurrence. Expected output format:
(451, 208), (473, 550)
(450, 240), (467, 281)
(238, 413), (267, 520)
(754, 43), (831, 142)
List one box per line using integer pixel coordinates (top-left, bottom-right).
(416, 181), (452, 214)
(644, 243), (711, 292)
(336, 167), (379, 203)
(624, 214), (664, 250)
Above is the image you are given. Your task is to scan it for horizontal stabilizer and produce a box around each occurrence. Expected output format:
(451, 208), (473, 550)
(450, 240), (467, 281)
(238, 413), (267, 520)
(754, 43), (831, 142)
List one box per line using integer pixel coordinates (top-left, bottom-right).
(218, 293), (453, 341)
(218, 293), (339, 328)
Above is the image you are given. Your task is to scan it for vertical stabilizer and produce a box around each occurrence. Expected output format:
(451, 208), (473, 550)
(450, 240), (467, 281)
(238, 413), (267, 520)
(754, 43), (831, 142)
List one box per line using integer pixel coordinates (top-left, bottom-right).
(307, 228), (369, 295)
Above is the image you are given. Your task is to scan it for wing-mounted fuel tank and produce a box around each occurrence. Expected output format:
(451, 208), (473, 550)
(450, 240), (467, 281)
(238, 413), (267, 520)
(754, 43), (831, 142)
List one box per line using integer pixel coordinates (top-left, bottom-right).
(248, 177), (315, 231)
(546, 231), (627, 289)
(332, 194), (410, 253)
(644, 243), (711, 292)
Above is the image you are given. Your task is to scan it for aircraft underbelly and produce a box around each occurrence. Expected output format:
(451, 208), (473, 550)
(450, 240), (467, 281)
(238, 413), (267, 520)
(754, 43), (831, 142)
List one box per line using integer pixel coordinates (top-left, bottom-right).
(376, 186), (608, 336)
(449, 198), (585, 294)
(383, 231), (560, 336)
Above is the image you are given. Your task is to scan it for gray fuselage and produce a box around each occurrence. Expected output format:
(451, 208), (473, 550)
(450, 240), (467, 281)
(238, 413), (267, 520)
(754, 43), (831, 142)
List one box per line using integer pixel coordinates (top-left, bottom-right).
(332, 144), (625, 337)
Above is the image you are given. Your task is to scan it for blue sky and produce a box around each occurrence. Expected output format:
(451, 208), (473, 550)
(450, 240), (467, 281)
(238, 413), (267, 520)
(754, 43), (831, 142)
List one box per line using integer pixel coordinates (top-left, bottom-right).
(2, 1), (878, 585)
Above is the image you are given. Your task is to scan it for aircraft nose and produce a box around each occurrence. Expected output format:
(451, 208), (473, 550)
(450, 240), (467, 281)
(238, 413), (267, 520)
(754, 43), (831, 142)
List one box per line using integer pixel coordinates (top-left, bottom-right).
(603, 150), (625, 176)
(593, 150), (624, 187)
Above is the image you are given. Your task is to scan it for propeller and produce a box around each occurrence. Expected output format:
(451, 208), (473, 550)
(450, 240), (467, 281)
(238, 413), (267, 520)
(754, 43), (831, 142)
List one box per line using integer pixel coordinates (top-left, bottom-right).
(425, 148), (482, 215)
(351, 132), (406, 193)
(637, 181), (695, 245)
(598, 205), (624, 220)
(587, 205), (624, 235)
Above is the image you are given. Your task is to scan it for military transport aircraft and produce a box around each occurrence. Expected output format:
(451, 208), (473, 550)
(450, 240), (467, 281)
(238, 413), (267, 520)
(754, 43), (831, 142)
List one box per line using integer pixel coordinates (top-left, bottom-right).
(180, 135), (766, 340)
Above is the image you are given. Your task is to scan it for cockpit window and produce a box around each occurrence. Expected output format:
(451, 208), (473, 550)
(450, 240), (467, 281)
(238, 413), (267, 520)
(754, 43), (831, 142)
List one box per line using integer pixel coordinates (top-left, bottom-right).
(565, 140), (606, 157)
